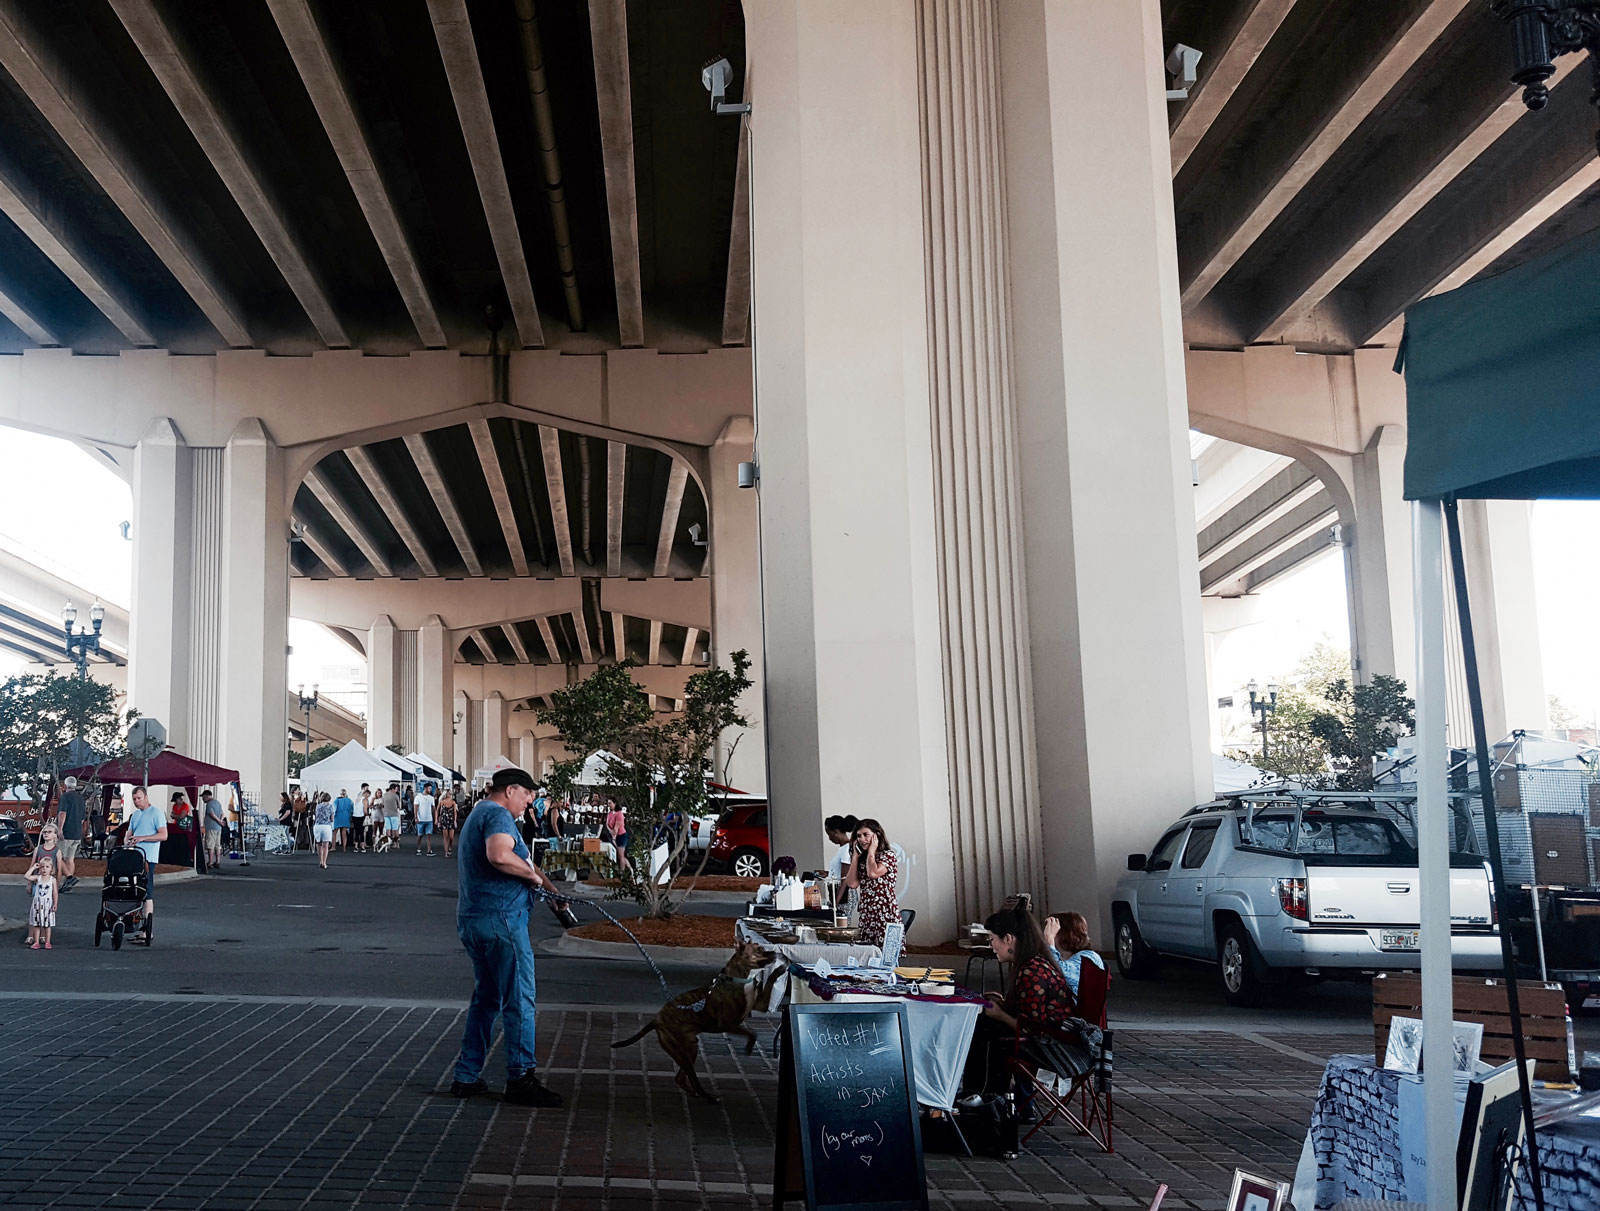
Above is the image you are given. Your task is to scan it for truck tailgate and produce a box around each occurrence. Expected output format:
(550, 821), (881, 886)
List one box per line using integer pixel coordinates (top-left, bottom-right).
(1308, 865), (1493, 928)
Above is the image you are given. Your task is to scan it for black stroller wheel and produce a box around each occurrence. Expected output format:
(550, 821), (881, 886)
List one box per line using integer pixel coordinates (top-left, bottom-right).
(111, 921), (125, 950)
(94, 918), (103, 947)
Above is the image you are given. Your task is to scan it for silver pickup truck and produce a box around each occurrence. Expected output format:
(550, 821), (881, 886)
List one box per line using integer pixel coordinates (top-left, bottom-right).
(1111, 793), (1501, 1005)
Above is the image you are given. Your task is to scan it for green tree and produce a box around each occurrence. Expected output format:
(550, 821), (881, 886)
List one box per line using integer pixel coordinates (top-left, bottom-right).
(537, 651), (752, 918)
(0, 673), (128, 811)
(1289, 640), (1353, 701)
(287, 743), (340, 778)
(1310, 675), (1415, 791)
(1547, 695), (1583, 732)
(1228, 688), (1330, 783)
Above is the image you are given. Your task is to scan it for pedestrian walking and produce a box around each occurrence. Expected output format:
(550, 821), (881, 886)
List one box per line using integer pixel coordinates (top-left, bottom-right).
(53, 775), (86, 892)
(202, 789), (227, 872)
(381, 784), (401, 851)
(437, 787), (459, 858)
(312, 793), (336, 869)
(604, 800), (630, 874)
(414, 784), (436, 856)
(124, 787), (166, 931)
(354, 784), (370, 850)
(449, 767), (565, 1107)
(333, 788), (354, 851)
(25, 838), (59, 950)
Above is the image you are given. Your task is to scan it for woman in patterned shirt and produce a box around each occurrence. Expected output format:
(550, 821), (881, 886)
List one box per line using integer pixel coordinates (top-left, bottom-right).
(961, 905), (1075, 1099)
(842, 818), (899, 946)
(437, 788), (459, 858)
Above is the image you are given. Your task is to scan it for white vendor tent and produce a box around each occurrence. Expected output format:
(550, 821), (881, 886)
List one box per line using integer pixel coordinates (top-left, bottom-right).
(405, 752), (461, 783)
(472, 754), (518, 783)
(574, 750), (629, 786)
(299, 740), (399, 794)
(1212, 753), (1266, 794)
(370, 748), (422, 781)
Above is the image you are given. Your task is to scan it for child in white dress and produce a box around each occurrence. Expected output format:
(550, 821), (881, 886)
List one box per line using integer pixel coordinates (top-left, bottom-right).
(26, 845), (59, 950)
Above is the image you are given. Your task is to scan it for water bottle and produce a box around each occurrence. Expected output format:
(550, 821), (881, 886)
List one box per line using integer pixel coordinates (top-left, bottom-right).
(548, 900), (580, 930)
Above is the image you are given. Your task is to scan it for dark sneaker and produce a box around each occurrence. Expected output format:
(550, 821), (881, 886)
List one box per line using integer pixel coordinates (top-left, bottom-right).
(61, 876), (78, 892)
(449, 1078), (487, 1098)
(503, 1073), (563, 1108)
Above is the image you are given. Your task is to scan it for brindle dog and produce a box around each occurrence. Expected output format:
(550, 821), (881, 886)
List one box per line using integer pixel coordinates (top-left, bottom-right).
(612, 939), (784, 1101)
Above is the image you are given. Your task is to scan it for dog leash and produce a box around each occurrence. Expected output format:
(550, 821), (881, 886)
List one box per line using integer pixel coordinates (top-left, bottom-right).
(526, 884), (671, 995)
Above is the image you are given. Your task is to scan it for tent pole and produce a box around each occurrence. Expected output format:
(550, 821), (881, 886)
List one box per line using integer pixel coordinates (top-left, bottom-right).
(1412, 498), (1456, 1211)
(1443, 497), (1544, 1211)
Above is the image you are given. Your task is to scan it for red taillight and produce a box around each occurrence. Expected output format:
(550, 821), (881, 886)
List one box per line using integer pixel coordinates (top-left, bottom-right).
(691, 821), (700, 835)
(1276, 877), (1308, 920)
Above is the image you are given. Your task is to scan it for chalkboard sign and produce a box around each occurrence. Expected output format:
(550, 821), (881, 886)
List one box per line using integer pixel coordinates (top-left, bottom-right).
(772, 1002), (928, 1211)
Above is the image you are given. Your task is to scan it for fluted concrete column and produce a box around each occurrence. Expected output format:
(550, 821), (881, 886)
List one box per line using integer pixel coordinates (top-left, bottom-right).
(128, 418), (194, 753)
(746, 0), (957, 940)
(366, 615), (400, 749)
(915, 0), (1043, 924)
(709, 416), (766, 793)
(417, 616), (454, 765)
(1452, 500), (1548, 740)
(1348, 424), (1415, 688)
(480, 691), (509, 766)
(1000, 0), (1210, 936)
(516, 733), (538, 772)
(453, 689), (472, 776)
(220, 419), (289, 803)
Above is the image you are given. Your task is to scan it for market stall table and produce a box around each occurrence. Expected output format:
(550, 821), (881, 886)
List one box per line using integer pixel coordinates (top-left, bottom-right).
(735, 918), (883, 968)
(785, 967), (985, 1113)
(1302, 1054), (1600, 1211)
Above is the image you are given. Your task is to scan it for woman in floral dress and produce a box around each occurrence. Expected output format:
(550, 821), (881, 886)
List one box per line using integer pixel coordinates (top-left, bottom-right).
(843, 818), (899, 946)
(436, 789), (459, 858)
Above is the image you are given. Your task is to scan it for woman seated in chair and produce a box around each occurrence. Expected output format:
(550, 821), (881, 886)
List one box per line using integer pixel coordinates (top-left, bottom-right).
(961, 905), (1075, 1099)
(1044, 911), (1106, 1002)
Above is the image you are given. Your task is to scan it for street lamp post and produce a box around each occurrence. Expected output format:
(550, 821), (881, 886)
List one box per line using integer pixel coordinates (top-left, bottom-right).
(297, 685), (319, 769)
(1247, 679), (1278, 761)
(61, 599), (105, 680)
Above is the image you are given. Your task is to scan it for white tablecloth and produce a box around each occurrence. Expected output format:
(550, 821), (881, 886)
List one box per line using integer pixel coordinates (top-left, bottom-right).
(789, 975), (981, 1111)
(735, 919), (882, 967)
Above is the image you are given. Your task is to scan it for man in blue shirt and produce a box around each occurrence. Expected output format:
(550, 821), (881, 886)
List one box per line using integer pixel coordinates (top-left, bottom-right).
(451, 766), (567, 1107)
(124, 786), (167, 935)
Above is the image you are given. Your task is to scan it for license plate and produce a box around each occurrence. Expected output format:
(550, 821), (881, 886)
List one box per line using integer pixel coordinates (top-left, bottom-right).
(1380, 929), (1420, 951)
(1584, 995), (1600, 1010)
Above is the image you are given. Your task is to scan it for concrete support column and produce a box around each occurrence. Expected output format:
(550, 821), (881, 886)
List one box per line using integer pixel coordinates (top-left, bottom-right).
(1202, 596), (1266, 753)
(453, 690), (472, 778)
(746, 0), (957, 940)
(366, 615), (401, 749)
(515, 732), (538, 772)
(1347, 424), (1415, 688)
(219, 419), (289, 803)
(480, 691), (509, 767)
(709, 416), (766, 794)
(128, 418), (194, 753)
(417, 616), (454, 765)
(1000, 0), (1209, 935)
(915, 0), (1041, 924)
(1452, 500), (1548, 741)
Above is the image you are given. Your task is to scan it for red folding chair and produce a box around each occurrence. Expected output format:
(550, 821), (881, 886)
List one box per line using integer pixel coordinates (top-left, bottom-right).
(1009, 960), (1114, 1153)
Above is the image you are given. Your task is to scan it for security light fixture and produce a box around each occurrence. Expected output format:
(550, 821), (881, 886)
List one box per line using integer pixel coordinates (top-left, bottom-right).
(688, 523), (709, 547)
(1165, 43), (1202, 101)
(1494, 1), (1600, 152)
(701, 56), (750, 115)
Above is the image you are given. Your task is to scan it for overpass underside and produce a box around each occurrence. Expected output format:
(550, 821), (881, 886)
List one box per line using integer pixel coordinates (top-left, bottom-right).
(0, 0), (1577, 938)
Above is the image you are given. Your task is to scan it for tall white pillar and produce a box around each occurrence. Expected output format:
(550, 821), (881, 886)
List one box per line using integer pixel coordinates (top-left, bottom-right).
(747, 0), (957, 939)
(915, 0), (1042, 923)
(1000, 0), (1209, 936)
(1455, 499), (1548, 739)
(417, 615), (454, 764)
(709, 416), (766, 794)
(453, 689), (472, 777)
(516, 732), (538, 772)
(219, 419), (289, 803)
(128, 418), (194, 753)
(366, 615), (400, 749)
(480, 691), (509, 766)
(1347, 424), (1416, 687)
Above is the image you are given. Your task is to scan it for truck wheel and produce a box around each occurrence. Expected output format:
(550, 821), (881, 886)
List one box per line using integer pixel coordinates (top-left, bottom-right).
(730, 848), (768, 878)
(1217, 921), (1266, 1006)
(1113, 909), (1158, 980)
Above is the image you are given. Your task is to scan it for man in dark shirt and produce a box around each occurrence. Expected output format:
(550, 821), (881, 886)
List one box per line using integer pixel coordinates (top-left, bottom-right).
(55, 776), (87, 892)
(450, 767), (568, 1107)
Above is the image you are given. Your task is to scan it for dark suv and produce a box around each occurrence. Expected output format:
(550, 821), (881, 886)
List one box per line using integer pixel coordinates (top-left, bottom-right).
(0, 816), (29, 857)
(707, 803), (770, 877)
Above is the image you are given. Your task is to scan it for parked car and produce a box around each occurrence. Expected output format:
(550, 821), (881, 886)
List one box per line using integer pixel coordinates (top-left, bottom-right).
(688, 791), (765, 852)
(0, 815), (29, 857)
(1111, 793), (1500, 1005)
(706, 801), (770, 877)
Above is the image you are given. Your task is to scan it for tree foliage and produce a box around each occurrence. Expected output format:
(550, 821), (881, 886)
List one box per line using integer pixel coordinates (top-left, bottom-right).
(0, 673), (129, 808)
(1311, 675), (1415, 791)
(536, 651), (752, 918)
(287, 743), (340, 778)
(1229, 688), (1331, 783)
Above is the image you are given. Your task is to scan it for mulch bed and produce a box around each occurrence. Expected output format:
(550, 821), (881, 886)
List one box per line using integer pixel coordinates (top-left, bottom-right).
(570, 914), (738, 949)
(0, 858), (187, 877)
(585, 874), (764, 894)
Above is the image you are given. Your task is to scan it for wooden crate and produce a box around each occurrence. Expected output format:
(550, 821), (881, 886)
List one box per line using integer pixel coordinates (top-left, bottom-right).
(1372, 972), (1569, 1080)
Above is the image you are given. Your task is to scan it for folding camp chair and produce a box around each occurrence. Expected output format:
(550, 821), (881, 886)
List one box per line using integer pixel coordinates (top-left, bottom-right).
(1009, 961), (1114, 1153)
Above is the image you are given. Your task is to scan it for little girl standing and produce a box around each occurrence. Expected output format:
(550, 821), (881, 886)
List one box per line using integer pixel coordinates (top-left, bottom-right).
(26, 843), (59, 950)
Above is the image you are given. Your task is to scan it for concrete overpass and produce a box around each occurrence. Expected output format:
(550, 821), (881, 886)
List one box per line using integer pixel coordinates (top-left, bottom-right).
(0, 0), (1574, 937)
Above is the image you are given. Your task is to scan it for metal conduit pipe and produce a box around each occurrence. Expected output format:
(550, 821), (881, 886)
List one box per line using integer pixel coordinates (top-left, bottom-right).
(514, 0), (584, 333)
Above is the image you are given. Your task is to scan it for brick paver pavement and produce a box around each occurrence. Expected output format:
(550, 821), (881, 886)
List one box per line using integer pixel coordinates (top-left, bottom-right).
(0, 995), (1359, 1211)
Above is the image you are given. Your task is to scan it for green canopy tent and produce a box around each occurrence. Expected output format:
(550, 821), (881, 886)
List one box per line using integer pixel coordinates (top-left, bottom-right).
(1394, 224), (1600, 1211)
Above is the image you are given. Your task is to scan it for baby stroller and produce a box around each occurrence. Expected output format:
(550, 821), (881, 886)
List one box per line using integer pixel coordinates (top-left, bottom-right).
(95, 846), (153, 950)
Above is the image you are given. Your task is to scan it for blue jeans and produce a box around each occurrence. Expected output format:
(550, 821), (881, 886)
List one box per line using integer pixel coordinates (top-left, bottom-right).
(454, 914), (538, 1083)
